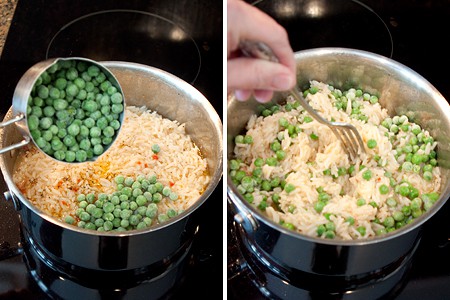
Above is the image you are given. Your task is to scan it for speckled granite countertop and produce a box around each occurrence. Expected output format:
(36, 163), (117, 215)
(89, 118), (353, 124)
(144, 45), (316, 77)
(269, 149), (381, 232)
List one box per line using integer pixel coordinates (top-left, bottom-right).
(0, 0), (18, 56)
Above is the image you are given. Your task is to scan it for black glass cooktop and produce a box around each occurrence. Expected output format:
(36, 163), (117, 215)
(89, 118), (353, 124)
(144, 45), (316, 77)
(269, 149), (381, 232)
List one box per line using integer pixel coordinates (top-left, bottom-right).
(0, 0), (222, 299)
(228, 0), (450, 299)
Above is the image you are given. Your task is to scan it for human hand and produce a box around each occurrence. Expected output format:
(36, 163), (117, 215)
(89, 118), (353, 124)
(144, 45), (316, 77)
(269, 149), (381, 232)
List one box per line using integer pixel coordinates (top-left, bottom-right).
(227, 0), (296, 103)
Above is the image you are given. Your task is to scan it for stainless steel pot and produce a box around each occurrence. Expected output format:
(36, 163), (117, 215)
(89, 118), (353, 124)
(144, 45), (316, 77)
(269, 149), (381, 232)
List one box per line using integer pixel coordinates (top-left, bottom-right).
(227, 48), (450, 280)
(0, 62), (222, 274)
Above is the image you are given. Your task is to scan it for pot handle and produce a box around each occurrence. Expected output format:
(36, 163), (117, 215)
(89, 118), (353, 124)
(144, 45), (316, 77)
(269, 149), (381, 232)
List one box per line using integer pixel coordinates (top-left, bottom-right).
(227, 194), (259, 235)
(0, 113), (31, 154)
(0, 241), (23, 261)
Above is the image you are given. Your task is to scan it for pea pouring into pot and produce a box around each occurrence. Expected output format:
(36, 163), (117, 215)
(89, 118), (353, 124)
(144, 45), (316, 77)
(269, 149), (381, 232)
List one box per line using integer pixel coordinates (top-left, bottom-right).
(0, 57), (125, 163)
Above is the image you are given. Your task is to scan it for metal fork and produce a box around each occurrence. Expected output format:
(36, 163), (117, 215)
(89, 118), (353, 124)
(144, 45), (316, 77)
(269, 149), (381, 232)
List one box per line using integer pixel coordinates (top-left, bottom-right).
(239, 40), (366, 159)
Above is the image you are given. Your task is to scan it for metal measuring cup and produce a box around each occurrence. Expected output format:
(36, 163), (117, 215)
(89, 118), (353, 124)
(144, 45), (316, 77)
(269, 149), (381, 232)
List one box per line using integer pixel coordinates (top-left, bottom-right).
(0, 57), (125, 163)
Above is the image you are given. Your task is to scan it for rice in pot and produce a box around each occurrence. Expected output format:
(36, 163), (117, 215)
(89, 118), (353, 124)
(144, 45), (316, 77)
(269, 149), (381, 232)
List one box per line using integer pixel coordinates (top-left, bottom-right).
(13, 105), (210, 230)
(230, 81), (442, 240)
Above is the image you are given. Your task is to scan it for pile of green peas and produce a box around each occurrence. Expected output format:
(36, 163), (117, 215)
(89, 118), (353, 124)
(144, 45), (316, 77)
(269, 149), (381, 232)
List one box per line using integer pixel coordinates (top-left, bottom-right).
(64, 173), (180, 231)
(27, 59), (124, 162)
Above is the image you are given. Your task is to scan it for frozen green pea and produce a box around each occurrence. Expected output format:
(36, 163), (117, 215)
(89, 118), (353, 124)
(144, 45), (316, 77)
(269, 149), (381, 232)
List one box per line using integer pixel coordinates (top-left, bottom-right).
(83, 118), (95, 129)
(102, 137), (112, 145)
(66, 83), (79, 97)
(75, 150), (87, 162)
(43, 106), (56, 117)
(131, 181), (141, 189)
(37, 85), (49, 99)
(64, 215), (75, 225)
(154, 182), (163, 192)
(103, 126), (115, 138)
(103, 221), (113, 231)
(167, 209), (177, 218)
(157, 214), (169, 223)
(31, 106), (43, 117)
(27, 115), (40, 131)
(101, 105), (111, 115)
(96, 117), (108, 129)
(49, 87), (61, 99)
(148, 174), (157, 184)
(51, 138), (64, 151)
(87, 65), (100, 77)
(129, 214), (139, 226)
(136, 222), (147, 230)
(90, 111), (102, 120)
(110, 92), (123, 104)
(123, 177), (133, 187)
(82, 100), (98, 112)
(63, 135), (76, 147)
(30, 130), (41, 141)
(42, 130), (53, 141)
(76, 89), (87, 100)
(93, 144), (104, 155)
(103, 202), (115, 213)
(33, 97), (44, 107)
(73, 77), (85, 89)
(84, 222), (96, 230)
(65, 151), (76, 162)
(151, 144), (161, 154)
(100, 80), (111, 92)
(136, 195), (147, 206)
(146, 204), (158, 218)
(112, 103), (124, 114)
(78, 125), (89, 137)
(162, 186), (171, 197)
(152, 192), (162, 203)
(39, 117), (53, 130)
(94, 218), (104, 228)
(79, 211), (90, 222)
(143, 217), (152, 226)
(90, 137), (101, 145)
(69, 144), (79, 152)
(96, 72), (107, 84)
(66, 67), (78, 81)
(89, 127), (101, 138)
(55, 77), (67, 90)
(99, 94), (110, 106)
(107, 86), (117, 96)
(132, 188), (143, 198)
(67, 123), (80, 136)
(53, 99), (68, 111)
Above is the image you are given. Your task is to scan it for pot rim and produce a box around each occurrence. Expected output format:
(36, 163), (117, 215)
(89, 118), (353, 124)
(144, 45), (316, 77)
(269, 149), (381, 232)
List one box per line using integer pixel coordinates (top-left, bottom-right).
(0, 60), (223, 237)
(227, 47), (450, 246)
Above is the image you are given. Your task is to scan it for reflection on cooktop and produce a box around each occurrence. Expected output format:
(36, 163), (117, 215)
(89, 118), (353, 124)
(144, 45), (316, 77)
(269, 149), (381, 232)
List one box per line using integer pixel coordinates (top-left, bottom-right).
(46, 10), (202, 85)
(247, 0), (394, 58)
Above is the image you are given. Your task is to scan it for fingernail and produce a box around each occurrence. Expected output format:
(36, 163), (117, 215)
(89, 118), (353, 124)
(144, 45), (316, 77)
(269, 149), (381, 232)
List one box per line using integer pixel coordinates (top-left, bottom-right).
(272, 74), (294, 90)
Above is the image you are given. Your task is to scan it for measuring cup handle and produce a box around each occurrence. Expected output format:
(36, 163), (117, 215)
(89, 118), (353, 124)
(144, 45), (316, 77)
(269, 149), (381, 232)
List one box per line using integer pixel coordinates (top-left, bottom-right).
(0, 114), (31, 154)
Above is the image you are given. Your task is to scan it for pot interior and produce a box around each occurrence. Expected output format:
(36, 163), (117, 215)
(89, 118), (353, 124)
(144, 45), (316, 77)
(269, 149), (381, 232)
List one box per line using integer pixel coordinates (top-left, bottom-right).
(0, 61), (223, 232)
(227, 47), (450, 242)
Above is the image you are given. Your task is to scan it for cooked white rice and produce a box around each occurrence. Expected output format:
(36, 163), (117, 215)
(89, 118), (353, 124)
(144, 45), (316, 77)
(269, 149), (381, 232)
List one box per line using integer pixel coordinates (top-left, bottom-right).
(13, 105), (210, 222)
(232, 80), (441, 240)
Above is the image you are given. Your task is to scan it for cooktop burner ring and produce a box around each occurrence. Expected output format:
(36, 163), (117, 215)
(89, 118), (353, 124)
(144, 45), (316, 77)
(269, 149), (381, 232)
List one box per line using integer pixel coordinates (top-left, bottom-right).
(45, 9), (202, 85)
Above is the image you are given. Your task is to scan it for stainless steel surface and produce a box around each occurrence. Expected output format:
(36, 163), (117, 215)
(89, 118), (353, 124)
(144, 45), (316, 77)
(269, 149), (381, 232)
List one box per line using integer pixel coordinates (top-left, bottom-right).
(0, 61), (223, 271)
(227, 47), (450, 276)
(239, 40), (366, 158)
(0, 57), (125, 163)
